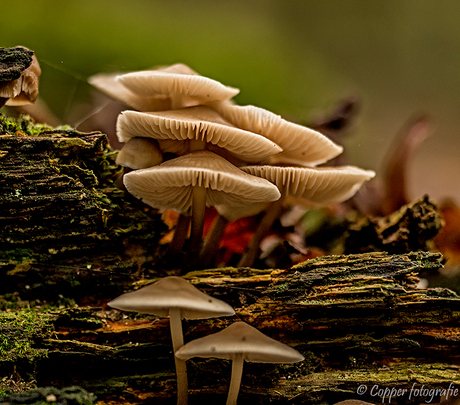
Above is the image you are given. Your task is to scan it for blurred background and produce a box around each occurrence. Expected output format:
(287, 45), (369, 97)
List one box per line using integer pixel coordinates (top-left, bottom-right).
(1, 0), (459, 204)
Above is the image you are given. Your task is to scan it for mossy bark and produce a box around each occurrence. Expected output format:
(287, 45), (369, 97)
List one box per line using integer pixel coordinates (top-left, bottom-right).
(0, 115), (167, 304)
(2, 251), (460, 404)
(1, 116), (458, 404)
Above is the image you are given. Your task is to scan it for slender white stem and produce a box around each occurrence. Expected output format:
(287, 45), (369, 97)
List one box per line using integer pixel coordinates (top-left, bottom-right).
(226, 354), (245, 405)
(169, 308), (188, 405)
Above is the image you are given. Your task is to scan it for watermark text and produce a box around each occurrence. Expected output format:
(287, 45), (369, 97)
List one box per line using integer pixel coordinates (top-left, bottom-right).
(356, 382), (458, 403)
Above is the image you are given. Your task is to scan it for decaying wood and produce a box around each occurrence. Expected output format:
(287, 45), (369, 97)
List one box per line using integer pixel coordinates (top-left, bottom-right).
(0, 115), (167, 303)
(2, 252), (459, 404)
(0, 46), (34, 83)
(1, 117), (459, 404)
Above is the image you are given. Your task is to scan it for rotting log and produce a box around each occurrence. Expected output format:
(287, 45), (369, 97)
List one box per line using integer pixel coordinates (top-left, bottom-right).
(2, 252), (460, 404)
(0, 114), (168, 304)
(1, 116), (459, 404)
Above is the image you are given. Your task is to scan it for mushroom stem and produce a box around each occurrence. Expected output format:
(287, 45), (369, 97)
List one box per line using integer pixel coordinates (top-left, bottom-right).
(200, 214), (229, 268)
(169, 307), (188, 405)
(168, 214), (191, 257)
(226, 354), (245, 405)
(238, 193), (286, 268)
(187, 186), (207, 269)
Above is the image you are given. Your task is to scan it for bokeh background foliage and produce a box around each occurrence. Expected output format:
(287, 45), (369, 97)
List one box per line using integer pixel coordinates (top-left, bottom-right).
(1, 0), (459, 202)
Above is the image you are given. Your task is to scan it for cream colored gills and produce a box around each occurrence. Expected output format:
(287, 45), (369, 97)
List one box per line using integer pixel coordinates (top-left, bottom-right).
(116, 106), (282, 163)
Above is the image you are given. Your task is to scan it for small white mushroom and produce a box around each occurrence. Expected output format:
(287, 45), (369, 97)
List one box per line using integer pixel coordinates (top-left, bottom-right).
(238, 165), (376, 267)
(108, 276), (235, 405)
(117, 63), (239, 109)
(115, 137), (163, 170)
(123, 151), (281, 268)
(88, 71), (171, 111)
(210, 101), (343, 166)
(175, 321), (304, 405)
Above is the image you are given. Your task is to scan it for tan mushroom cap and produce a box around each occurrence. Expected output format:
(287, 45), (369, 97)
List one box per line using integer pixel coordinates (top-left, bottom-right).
(240, 165), (376, 206)
(88, 72), (171, 111)
(1, 54), (41, 106)
(123, 151), (281, 215)
(175, 321), (304, 363)
(108, 276), (235, 320)
(117, 63), (239, 107)
(210, 101), (343, 166)
(115, 137), (163, 169)
(117, 106), (283, 163)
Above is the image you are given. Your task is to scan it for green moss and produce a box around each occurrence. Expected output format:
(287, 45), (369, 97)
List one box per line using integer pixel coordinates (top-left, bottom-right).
(0, 386), (97, 404)
(0, 309), (54, 363)
(0, 114), (54, 137)
(2, 248), (35, 263)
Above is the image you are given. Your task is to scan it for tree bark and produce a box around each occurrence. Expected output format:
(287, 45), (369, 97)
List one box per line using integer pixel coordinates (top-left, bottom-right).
(2, 251), (459, 404)
(1, 117), (459, 404)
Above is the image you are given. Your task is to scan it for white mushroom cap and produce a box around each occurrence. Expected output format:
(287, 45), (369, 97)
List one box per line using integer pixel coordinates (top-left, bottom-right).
(115, 137), (163, 169)
(88, 72), (171, 111)
(240, 165), (376, 206)
(210, 101), (343, 166)
(1, 54), (41, 106)
(175, 321), (304, 363)
(108, 276), (235, 320)
(116, 106), (283, 163)
(117, 63), (239, 108)
(123, 151), (281, 215)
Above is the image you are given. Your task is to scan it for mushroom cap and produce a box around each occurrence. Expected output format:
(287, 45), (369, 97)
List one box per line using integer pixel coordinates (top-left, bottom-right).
(240, 165), (376, 206)
(88, 72), (171, 111)
(115, 137), (163, 169)
(123, 151), (281, 215)
(210, 101), (343, 166)
(1, 54), (41, 106)
(175, 321), (304, 363)
(116, 106), (282, 163)
(108, 276), (235, 319)
(117, 63), (239, 105)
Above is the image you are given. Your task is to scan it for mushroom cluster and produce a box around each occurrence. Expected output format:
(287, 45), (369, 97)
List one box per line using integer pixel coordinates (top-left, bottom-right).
(108, 276), (304, 405)
(108, 276), (235, 405)
(89, 63), (375, 268)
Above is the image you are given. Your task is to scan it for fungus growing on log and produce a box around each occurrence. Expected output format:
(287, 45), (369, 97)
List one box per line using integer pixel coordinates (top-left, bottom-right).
(123, 151), (281, 268)
(88, 71), (171, 111)
(238, 165), (376, 267)
(116, 106), (282, 163)
(108, 276), (235, 405)
(89, 63), (238, 111)
(175, 321), (304, 405)
(210, 101), (343, 166)
(89, 62), (375, 270)
(118, 63), (239, 109)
